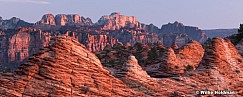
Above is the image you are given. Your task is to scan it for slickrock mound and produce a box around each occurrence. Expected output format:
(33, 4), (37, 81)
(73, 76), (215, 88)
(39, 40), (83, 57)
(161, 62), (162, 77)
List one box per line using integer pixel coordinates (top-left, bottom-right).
(0, 17), (33, 29)
(0, 36), (142, 96)
(36, 14), (93, 26)
(146, 48), (183, 78)
(143, 37), (243, 96)
(145, 41), (204, 77)
(115, 56), (167, 96)
(193, 37), (243, 95)
(236, 39), (243, 56)
(178, 40), (204, 69)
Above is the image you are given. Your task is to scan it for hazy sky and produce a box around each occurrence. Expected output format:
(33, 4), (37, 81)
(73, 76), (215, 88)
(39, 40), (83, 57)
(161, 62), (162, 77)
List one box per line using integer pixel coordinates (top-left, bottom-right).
(0, 0), (242, 29)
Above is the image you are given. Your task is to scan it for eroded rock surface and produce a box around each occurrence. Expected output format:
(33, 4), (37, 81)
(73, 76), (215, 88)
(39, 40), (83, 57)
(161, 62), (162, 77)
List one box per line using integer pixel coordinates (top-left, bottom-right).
(0, 36), (142, 96)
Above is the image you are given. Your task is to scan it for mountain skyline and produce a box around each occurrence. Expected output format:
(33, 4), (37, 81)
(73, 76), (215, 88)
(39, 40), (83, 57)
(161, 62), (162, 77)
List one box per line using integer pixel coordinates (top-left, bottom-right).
(0, 0), (243, 29)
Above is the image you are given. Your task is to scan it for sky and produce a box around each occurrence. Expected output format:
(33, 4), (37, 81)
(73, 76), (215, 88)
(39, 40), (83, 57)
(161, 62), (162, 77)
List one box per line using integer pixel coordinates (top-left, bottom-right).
(0, 0), (243, 29)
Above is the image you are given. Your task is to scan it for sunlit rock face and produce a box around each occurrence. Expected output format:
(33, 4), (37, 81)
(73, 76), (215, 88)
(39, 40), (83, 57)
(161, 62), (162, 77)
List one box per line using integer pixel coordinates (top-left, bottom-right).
(178, 40), (204, 69)
(36, 14), (93, 26)
(0, 28), (52, 71)
(36, 14), (56, 25)
(97, 12), (139, 30)
(0, 36), (143, 97)
(96, 12), (159, 33)
(55, 14), (93, 26)
(81, 33), (118, 52)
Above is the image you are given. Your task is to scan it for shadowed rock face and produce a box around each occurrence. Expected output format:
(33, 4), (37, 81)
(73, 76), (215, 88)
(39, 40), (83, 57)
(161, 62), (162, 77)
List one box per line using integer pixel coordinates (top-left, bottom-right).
(0, 17), (33, 29)
(0, 36), (142, 96)
(236, 39), (243, 56)
(159, 21), (208, 47)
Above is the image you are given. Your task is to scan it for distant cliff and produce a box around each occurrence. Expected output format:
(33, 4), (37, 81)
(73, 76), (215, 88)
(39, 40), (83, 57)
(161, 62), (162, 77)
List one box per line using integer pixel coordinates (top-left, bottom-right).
(35, 14), (93, 26)
(159, 21), (208, 47)
(0, 17), (33, 29)
(203, 29), (237, 38)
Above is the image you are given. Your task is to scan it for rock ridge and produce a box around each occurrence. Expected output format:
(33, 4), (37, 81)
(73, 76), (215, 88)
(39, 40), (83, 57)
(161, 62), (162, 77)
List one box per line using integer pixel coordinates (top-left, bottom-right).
(0, 36), (142, 96)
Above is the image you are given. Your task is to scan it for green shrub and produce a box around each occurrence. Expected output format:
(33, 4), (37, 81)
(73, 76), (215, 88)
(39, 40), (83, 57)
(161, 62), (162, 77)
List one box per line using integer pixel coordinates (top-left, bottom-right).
(0, 89), (6, 95)
(175, 66), (179, 69)
(184, 65), (194, 72)
(80, 86), (89, 94)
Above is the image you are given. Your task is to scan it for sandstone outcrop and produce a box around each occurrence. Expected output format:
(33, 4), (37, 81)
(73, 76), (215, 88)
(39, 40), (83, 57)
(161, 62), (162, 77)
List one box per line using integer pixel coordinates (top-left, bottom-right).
(55, 14), (93, 26)
(82, 33), (118, 52)
(96, 12), (160, 33)
(0, 36), (143, 96)
(115, 56), (166, 96)
(36, 14), (93, 26)
(97, 12), (139, 30)
(189, 37), (243, 96)
(145, 40), (204, 77)
(36, 14), (56, 25)
(178, 40), (204, 69)
(0, 28), (52, 72)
